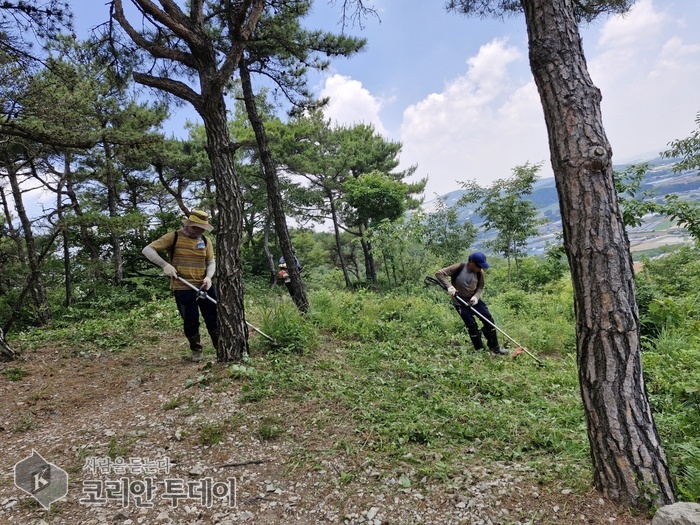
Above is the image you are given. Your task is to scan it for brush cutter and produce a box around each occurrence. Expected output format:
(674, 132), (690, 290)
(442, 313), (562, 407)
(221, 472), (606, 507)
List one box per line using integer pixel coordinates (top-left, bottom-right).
(130, 257), (276, 343)
(424, 276), (544, 367)
(173, 274), (276, 343)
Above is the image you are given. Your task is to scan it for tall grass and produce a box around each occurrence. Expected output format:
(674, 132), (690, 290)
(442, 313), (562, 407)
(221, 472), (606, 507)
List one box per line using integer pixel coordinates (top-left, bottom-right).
(245, 273), (697, 499)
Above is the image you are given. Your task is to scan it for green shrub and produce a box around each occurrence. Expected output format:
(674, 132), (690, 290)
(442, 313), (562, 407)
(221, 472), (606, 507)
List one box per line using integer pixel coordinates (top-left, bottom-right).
(261, 301), (319, 353)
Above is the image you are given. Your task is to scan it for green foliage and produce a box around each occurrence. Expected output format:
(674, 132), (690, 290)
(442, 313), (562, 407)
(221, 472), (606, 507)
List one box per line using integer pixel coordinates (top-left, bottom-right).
(162, 395), (191, 411)
(13, 297), (180, 355)
(10, 247), (700, 501)
(613, 163), (659, 228)
(422, 199), (477, 262)
(446, 0), (635, 23)
(662, 110), (700, 175)
(636, 245), (700, 336)
(199, 421), (227, 446)
(12, 415), (34, 433)
(227, 364), (258, 379)
(676, 443), (700, 501)
(261, 301), (319, 352)
(634, 245), (700, 500)
(659, 195), (700, 244)
(258, 416), (284, 441)
(655, 112), (700, 243)
(457, 162), (545, 280)
(2, 367), (29, 381)
(344, 171), (408, 226)
(107, 437), (134, 459)
(368, 214), (442, 288)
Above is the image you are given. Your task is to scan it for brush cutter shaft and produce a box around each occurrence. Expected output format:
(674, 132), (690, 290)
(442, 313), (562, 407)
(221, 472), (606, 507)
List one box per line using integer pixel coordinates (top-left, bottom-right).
(457, 295), (542, 365)
(176, 275), (217, 304)
(454, 295), (517, 346)
(454, 295), (543, 364)
(174, 275), (276, 343)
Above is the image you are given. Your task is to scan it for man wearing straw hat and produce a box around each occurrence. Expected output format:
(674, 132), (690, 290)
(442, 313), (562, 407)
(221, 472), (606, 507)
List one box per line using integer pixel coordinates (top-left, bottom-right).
(142, 209), (218, 362)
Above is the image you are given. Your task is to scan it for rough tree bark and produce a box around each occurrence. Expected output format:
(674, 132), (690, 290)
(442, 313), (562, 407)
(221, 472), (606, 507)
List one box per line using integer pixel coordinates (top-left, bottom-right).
(0, 328), (18, 361)
(522, 0), (675, 507)
(201, 101), (250, 360)
(2, 151), (51, 325)
(239, 58), (309, 312)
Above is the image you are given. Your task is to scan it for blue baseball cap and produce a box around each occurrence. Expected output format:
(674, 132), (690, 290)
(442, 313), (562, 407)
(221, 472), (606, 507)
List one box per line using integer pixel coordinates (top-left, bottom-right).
(468, 252), (489, 269)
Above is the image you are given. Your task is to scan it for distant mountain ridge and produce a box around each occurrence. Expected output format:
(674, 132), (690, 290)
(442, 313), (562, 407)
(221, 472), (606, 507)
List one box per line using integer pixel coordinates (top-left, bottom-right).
(424, 156), (699, 255)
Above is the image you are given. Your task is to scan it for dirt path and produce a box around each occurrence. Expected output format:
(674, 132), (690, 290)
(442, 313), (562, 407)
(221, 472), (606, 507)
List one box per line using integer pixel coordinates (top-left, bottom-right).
(0, 336), (651, 524)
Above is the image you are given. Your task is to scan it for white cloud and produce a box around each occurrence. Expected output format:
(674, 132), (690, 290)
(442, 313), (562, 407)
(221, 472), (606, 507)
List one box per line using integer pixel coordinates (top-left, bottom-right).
(589, 0), (700, 162)
(401, 0), (700, 196)
(312, 0), (699, 200)
(319, 74), (390, 136)
(398, 39), (549, 196)
(652, 36), (700, 78)
(597, 0), (667, 50)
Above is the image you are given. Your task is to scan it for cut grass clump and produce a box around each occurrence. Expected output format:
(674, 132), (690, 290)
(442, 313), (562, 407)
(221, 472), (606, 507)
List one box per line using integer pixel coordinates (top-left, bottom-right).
(198, 414), (244, 446)
(258, 416), (284, 441)
(3, 367), (29, 381)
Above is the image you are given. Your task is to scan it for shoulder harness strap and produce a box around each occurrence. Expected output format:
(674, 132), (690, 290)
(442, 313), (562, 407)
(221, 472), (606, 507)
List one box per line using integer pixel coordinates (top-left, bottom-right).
(450, 262), (466, 286)
(168, 231), (208, 262)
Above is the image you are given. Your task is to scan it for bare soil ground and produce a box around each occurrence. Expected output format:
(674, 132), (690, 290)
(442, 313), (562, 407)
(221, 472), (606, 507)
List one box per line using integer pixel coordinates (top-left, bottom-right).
(0, 332), (653, 524)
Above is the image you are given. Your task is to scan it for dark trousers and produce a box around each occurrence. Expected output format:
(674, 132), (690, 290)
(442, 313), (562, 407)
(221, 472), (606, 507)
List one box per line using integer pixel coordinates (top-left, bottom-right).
(173, 285), (218, 339)
(454, 299), (499, 350)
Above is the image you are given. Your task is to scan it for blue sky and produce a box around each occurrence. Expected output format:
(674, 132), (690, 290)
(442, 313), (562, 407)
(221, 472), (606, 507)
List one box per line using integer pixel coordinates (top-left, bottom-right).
(73, 0), (700, 199)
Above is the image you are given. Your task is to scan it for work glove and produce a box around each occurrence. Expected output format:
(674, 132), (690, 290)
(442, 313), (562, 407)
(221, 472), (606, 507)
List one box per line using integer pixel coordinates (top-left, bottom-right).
(446, 285), (456, 296)
(162, 264), (178, 278)
(469, 296), (478, 306)
(202, 277), (212, 290)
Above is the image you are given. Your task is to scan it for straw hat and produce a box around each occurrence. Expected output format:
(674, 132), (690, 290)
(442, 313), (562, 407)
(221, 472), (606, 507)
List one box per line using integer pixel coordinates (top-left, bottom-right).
(182, 209), (213, 231)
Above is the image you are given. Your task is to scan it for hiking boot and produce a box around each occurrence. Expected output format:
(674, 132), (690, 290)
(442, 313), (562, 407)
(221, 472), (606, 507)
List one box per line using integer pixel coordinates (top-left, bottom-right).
(490, 346), (508, 356)
(187, 334), (203, 362)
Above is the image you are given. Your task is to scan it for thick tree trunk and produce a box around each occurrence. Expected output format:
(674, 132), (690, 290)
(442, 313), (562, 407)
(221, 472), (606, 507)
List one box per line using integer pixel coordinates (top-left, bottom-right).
(239, 59), (309, 312)
(5, 159), (51, 325)
(103, 142), (123, 285)
(358, 222), (376, 282)
(201, 102), (250, 362)
(522, 0), (676, 507)
(0, 328), (17, 361)
(329, 196), (352, 287)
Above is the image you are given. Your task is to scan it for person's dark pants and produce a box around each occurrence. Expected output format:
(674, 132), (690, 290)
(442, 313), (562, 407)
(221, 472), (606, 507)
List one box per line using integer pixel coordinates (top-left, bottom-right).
(454, 299), (499, 351)
(174, 285), (219, 349)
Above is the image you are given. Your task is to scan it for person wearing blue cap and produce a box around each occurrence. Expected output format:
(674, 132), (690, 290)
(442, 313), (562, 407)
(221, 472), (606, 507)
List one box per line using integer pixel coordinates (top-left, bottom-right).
(435, 252), (507, 355)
